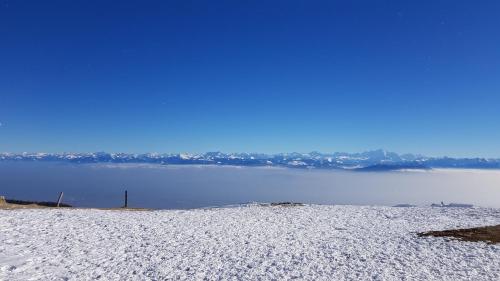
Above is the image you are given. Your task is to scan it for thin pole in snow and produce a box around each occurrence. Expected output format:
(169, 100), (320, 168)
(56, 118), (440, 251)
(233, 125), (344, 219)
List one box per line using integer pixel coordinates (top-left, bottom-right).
(56, 192), (64, 207)
(124, 190), (128, 208)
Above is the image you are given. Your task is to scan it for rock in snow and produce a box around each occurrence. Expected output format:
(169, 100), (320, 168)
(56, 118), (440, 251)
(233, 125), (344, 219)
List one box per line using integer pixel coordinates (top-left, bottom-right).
(1, 205), (500, 280)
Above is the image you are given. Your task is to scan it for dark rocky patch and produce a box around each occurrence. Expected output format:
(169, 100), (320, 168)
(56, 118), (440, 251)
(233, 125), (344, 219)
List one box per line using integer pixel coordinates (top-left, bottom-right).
(268, 202), (305, 207)
(5, 199), (72, 208)
(418, 225), (500, 244)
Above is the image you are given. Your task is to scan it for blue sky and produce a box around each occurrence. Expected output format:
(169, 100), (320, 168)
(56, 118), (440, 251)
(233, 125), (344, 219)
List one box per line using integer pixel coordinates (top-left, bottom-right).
(1, 0), (500, 157)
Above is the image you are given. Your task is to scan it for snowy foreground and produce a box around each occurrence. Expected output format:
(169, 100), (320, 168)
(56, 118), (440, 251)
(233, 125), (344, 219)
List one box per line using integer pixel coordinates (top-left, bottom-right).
(1, 205), (500, 280)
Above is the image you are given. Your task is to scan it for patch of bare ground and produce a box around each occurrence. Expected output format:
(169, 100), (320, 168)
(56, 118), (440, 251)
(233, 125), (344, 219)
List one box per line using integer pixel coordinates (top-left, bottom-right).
(0, 196), (71, 209)
(262, 202), (305, 207)
(0, 203), (48, 210)
(0, 196), (150, 211)
(418, 225), (500, 244)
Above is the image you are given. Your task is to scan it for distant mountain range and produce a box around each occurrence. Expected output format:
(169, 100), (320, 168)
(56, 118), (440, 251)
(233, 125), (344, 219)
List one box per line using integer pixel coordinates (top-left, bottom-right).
(1, 149), (499, 171)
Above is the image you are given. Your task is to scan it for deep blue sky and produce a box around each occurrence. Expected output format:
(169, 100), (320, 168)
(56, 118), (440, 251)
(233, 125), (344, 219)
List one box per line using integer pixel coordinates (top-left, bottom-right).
(1, 1), (500, 157)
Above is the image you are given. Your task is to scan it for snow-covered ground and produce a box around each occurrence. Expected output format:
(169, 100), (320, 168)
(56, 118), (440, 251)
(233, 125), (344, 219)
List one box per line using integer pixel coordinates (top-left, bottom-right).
(1, 205), (500, 280)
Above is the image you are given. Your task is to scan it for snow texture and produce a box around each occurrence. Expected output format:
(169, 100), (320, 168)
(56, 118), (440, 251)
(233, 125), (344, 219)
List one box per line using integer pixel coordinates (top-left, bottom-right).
(1, 205), (500, 280)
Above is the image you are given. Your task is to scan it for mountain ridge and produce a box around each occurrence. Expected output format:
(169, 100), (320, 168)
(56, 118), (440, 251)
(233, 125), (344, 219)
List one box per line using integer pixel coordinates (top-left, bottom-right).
(1, 150), (499, 171)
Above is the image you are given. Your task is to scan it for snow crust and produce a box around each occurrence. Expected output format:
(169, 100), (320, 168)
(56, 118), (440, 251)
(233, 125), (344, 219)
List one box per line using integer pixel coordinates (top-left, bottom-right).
(1, 205), (500, 280)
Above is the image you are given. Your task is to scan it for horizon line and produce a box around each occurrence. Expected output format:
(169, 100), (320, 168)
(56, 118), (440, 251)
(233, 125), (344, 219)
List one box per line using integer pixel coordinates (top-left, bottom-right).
(1, 149), (499, 160)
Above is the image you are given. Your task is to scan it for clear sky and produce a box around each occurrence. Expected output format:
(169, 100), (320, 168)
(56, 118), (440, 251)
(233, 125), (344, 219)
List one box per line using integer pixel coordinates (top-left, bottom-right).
(1, 1), (499, 157)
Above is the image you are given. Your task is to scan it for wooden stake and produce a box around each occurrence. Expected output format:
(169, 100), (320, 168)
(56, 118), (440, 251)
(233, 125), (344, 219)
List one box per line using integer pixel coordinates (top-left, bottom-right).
(56, 192), (64, 207)
(124, 190), (128, 208)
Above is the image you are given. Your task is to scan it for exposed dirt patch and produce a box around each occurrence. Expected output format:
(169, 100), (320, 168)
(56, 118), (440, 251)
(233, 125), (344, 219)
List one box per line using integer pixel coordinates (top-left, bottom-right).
(5, 199), (72, 208)
(418, 225), (500, 244)
(0, 201), (48, 210)
(262, 202), (305, 207)
(0, 196), (150, 211)
(0, 196), (72, 209)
